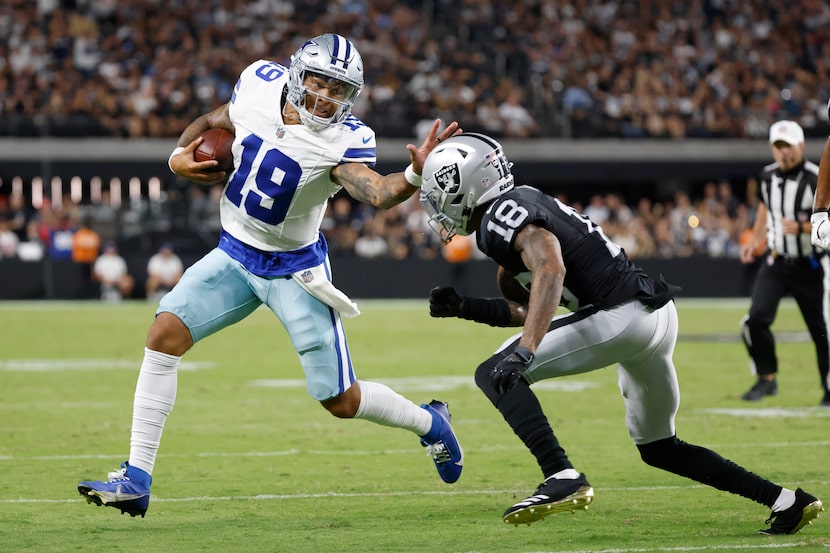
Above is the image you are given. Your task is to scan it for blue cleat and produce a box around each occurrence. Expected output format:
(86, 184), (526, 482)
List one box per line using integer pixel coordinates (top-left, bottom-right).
(419, 400), (463, 484)
(78, 461), (151, 518)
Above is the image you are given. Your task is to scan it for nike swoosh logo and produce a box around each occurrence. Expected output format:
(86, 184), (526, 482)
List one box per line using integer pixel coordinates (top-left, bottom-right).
(362, 136), (371, 144)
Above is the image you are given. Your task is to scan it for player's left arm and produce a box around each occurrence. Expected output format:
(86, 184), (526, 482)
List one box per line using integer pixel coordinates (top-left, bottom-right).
(495, 268), (530, 324)
(815, 137), (830, 210)
(811, 135), (830, 248)
(511, 224), (565, 354)
(333, 119), (462, 208)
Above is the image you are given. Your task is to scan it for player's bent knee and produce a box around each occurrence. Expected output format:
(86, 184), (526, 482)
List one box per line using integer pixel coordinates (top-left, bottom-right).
(474, 355), (501, 403)
(637, 435), (679, 469)
(321, 386), (360, 419)
(743, 316), (770, 332)
(146, 312), (193, 356)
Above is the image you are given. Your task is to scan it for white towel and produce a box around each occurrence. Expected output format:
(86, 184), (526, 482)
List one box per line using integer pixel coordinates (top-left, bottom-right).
(291, 263), (360, 318)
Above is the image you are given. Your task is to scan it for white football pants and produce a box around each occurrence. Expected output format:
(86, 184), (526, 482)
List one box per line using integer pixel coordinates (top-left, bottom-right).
(497, 300), (680, 445)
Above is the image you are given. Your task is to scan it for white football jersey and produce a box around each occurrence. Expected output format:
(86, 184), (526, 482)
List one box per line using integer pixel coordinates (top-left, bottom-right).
(223, 60), (376, 252)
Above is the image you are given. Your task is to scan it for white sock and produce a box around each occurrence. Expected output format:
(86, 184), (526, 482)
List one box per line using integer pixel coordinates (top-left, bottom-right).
(772, 488), (796, 512)
(550, 468), (581, 480)
(128, 347), (179, 475)
(353, 380), (432, 436)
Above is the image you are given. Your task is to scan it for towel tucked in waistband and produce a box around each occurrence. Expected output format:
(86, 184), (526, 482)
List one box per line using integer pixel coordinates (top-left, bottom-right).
(291, 263), (360, 318)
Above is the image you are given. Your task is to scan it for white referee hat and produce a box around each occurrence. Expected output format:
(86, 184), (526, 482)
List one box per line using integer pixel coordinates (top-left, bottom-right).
(769, 120), (804, 145)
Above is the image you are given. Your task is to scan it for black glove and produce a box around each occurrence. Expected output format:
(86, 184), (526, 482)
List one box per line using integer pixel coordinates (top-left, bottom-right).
(429, 286), (463, 318)
(490, 346), (535, 395)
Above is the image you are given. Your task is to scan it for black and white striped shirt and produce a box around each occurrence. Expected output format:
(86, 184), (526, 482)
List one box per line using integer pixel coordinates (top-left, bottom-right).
(758, 159), (820, 259)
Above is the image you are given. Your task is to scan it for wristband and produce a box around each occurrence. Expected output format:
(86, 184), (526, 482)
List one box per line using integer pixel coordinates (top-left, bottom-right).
(404, 164), (422, 187)
(168, 146), (185, 173)
(813, 207), (829, 214)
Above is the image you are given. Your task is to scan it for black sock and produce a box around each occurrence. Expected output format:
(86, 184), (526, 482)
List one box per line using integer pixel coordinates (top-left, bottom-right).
(475, 359), (572, 477)
(638, 436), (781, 508)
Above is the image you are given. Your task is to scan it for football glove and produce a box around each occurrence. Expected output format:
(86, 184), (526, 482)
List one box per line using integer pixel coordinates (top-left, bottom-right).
(491, 346), (535, 395)
(811, 210), (830, 249)
(429, 286), (463, 317)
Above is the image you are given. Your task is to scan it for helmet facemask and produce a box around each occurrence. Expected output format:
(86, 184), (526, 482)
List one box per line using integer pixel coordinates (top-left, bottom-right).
(421, 185), (476, 244)
(287, 34), (364, 130)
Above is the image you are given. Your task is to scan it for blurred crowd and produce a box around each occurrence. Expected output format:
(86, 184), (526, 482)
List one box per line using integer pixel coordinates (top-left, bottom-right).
(0, 0), (825, 276)
(319, 175), (762, 262)
(0, 175), (761, 264)
(3, 0), (830, 140)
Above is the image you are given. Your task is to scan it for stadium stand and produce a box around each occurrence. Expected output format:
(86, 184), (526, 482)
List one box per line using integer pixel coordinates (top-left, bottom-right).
(1, 1), (830, 298)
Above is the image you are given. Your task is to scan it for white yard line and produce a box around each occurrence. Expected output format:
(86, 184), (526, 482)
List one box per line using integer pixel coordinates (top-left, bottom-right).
(5, 481), (830, 505)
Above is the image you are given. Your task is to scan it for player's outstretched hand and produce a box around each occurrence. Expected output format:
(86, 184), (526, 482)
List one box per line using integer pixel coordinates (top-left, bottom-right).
(491, 346), (535, 395)
(811, 211), (830, 249)
(406, 119), (463, 175)
(429, 286), (463, 318)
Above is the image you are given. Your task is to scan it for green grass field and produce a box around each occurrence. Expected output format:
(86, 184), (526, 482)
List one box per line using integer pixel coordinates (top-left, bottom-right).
(1, 298), (828, 553)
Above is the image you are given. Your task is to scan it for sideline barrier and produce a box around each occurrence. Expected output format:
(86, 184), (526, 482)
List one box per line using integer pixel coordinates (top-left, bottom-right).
(0, 255), (756, 301)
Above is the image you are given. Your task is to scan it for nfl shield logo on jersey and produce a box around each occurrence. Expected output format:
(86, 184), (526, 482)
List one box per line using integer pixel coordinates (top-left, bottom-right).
(301, 270), (314, 283)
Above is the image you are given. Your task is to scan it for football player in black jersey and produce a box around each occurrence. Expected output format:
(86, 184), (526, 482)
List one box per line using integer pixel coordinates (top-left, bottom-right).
(419, 132), (822, 535)
(811, 98), (830, 248)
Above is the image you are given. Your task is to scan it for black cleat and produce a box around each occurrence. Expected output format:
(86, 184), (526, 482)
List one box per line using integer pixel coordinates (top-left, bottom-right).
(502, 473), (594, 525)
(759, 488), (823, 535)
(741, 378), (777, 401)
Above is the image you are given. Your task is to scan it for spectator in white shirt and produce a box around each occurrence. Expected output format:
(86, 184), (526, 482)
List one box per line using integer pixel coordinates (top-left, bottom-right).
(93, 241), (134, 301)
(0, 218), (20, 258)
(145, 242), (184, 301)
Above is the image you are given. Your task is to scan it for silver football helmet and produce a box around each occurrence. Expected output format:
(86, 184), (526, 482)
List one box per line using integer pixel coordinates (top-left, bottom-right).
(287, 34), (364, 130)
(420, 133), (515, 243)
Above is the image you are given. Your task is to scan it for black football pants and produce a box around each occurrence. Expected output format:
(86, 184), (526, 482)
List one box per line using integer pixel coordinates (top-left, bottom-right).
(741, 254), (830, 394)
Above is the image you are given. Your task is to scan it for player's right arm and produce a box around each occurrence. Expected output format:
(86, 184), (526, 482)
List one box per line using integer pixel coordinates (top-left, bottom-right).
(168, 103), (234, 184)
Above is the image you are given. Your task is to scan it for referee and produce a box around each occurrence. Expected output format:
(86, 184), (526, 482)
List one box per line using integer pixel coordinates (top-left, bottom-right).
(740, 120), (830, 406)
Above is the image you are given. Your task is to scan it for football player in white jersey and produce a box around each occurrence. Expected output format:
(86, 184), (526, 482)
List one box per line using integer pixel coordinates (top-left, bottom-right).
(420, 133), (822, 535)
(78, 34), (463, 518)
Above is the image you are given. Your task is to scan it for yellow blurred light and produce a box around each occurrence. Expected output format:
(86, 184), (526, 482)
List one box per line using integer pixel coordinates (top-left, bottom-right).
(688, 215), (699, 228)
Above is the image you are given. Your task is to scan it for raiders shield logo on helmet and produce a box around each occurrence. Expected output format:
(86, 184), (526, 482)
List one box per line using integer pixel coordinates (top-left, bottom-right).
(434, 164), (461, 194)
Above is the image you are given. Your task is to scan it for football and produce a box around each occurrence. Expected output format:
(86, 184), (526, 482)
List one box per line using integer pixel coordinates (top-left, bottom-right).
(194, 128), (234, 173)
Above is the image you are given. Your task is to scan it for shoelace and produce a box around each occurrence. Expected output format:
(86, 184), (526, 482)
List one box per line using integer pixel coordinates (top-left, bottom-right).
(106, 466), (129, 481)
(425, 441), (451, 463)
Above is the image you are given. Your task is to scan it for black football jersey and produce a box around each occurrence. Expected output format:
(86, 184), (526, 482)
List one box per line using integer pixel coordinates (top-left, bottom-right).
(476, 186), (676, 310)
